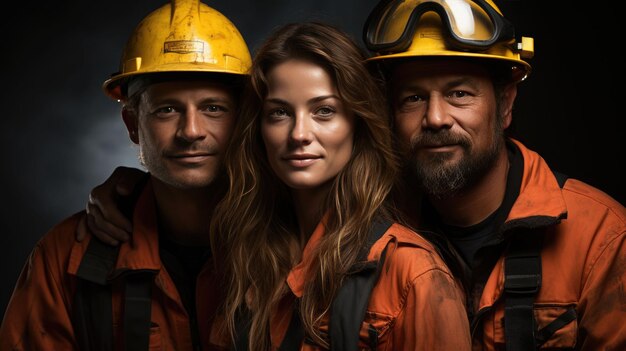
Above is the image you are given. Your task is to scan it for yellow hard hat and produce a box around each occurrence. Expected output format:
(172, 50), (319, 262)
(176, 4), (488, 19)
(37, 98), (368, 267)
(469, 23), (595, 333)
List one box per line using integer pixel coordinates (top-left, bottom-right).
(103, 0), (252, 100)
(364, 0), (534, 82)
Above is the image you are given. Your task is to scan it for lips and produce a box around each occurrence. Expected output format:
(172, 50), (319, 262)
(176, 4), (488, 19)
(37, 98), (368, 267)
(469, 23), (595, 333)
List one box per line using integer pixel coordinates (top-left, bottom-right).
(421, 142), (454, 147)
(171, 153), (212, 158)
(421, 143), (457, 148)
(420, 144), (459, 154)
(168, 152), (215, 164)
(282, 153), (321, 167)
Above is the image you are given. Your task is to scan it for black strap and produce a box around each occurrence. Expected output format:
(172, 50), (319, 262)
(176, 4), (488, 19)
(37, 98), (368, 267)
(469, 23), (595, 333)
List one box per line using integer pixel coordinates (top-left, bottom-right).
(75, 237), (120, 285)
(233, 218), (392, 351)
(535, 307), (577, 347)
(73, 238), (120, 351)
(502, 169), (569, 350)
(74, 237), (157, 351)
(329, 218), (393, 351)
(123, 271), (156, 351)
(73, 175), (153, 350)
(329, 252), (386, 351)
(367, 324), (379, 350)
(504, 233), (543, 351)
(73, 279), (114, 351)
(278, 304), (306, 351)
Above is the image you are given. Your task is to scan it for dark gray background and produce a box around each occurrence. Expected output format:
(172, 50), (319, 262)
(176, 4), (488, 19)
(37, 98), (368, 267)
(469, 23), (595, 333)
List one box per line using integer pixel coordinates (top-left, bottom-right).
(1, 0), (624, 318)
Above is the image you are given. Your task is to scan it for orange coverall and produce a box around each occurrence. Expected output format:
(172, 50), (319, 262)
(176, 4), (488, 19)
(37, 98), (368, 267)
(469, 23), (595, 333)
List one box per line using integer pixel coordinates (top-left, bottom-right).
(0, 180), (223, 350)
(267, 220), (472, 350)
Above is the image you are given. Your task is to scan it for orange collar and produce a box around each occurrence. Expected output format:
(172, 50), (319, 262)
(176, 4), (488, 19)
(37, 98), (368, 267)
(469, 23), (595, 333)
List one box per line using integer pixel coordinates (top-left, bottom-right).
(286, 216), (328, 297)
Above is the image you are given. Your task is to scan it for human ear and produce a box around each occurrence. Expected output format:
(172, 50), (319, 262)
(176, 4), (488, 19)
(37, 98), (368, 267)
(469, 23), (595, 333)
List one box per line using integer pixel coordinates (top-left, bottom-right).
(122, 108), (139, 144)
(500, 83), (518, 129)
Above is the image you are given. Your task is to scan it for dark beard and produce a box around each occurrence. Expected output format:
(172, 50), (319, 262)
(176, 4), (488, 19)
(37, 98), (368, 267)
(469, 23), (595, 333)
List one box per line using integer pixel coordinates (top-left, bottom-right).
(407, 129), (503, 199)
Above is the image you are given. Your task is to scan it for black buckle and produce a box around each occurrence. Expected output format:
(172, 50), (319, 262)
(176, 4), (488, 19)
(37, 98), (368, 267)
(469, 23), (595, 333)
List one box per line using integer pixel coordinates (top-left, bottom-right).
(504, 273), (541, 294)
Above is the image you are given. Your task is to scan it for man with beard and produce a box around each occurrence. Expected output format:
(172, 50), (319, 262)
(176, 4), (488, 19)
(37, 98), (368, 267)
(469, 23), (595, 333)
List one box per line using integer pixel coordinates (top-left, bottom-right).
(363, 0), (626, 350)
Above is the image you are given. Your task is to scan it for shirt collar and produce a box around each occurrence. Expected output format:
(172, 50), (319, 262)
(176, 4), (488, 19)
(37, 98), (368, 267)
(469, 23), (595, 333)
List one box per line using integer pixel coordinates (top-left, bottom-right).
(286, 215), (328, 297)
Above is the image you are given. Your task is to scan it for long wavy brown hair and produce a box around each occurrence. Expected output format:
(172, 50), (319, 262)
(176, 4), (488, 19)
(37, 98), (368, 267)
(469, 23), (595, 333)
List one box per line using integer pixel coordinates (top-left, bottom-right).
(211, 22), (399, 350)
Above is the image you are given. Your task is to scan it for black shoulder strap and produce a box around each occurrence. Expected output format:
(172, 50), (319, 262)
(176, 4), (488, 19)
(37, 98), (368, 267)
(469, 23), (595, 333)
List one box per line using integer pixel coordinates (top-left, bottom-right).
(73, 237), (156, 351)
(503, 169), (570, 350)
(73, 238), (119, 351)
(73, 175), (153, 350)
(329, 218), (393, 351)
(278, 304), (306, 351)
(122, 270), (156, 351)
(233, 218), (393, 351)
(504, 232), (543, 351)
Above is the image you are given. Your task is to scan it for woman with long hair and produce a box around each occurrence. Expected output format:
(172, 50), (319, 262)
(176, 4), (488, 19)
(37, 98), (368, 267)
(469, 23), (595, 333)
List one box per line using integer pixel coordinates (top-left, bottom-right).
(211, 22), (470, 350)
(76, 21), (470, 351)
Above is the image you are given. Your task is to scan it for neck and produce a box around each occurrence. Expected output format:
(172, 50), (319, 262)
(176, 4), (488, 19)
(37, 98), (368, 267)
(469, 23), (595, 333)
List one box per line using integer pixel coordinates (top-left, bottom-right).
(151, 178), (223, 246)
(429, 148), (509, 227)
(291, 183), (331, 241)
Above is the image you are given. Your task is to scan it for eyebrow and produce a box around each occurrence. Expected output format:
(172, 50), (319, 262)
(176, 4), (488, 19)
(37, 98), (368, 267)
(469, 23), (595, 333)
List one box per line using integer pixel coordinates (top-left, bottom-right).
(396, 77), (480, 93)
(149, 96), (233, 106)
(444, 77), (480, 91)
(199, 97), (233, 106)
(265, 94), (340, 106)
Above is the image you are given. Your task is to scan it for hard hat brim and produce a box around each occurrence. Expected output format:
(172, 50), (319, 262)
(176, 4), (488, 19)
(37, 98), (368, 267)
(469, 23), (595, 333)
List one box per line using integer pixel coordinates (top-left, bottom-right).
(366, 50), (531, 82)
(103, 62), (249, 100)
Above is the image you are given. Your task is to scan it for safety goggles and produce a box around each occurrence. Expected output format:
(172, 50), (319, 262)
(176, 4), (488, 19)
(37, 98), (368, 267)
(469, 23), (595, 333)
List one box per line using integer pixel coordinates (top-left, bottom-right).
(363, 0), (516, 53)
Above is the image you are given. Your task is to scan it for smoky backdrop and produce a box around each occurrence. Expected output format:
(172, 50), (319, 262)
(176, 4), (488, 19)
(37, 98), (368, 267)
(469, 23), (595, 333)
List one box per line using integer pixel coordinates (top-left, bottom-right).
(1, 0), (624, 317)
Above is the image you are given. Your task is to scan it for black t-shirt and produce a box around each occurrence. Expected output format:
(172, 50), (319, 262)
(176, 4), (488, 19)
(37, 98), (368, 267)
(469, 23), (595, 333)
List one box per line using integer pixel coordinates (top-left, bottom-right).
(159, 234), (211, 350)
(441, 209), (499, 267)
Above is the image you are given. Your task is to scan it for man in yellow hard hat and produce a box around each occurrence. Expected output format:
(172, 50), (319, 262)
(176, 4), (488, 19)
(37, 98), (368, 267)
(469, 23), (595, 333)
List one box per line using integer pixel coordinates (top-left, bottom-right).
(363, 0), (626, 349)
(0, 0), (250, 349)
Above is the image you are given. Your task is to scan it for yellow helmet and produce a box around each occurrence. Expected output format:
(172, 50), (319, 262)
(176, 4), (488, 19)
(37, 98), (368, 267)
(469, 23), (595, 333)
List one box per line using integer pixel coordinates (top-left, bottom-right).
(103, 0), (252, 100)
(364, 0), (534, 82)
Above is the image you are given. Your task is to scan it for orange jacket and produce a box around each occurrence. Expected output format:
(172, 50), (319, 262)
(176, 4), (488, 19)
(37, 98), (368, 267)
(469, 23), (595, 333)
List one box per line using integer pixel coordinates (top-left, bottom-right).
(455, 140), (626, 350)
(267, 220), (472, 350)
(0, 180), (222, 351)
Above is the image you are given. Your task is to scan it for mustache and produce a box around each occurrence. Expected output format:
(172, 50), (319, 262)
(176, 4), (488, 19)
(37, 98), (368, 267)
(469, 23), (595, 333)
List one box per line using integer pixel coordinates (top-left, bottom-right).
(411, 130), (471, 149)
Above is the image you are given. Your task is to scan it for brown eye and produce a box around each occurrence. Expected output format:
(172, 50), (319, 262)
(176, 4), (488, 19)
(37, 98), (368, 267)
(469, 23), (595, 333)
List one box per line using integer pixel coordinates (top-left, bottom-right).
(156, 107), (176, 113)
(203, 104), (228, 116)
(403, 95), (423, 104)
(315, 106), (335, 117)
(267, 108), (290, 120)
(152, 106), (178, 119)
(451, 91), (468, 98)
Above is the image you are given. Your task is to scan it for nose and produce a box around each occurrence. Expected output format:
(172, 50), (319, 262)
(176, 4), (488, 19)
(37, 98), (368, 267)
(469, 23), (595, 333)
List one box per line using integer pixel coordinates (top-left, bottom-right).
(177, 108), (206, 142)
(289, 112), (313, 146)
(423, 93), (453, 130)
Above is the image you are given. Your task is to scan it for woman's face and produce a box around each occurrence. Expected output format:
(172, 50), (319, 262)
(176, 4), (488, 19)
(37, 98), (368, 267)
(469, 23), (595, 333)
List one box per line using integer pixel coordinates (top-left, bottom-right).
(261, 59), (355, 191)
